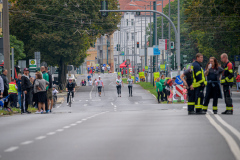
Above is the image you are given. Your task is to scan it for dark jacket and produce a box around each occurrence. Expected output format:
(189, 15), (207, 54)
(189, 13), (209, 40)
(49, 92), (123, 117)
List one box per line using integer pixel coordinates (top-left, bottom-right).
(47, 72), (53, 89)
(1, 74), (9, 91)
(192, 61), (206, 88)
(21, 74), (32, 92)
(221, 61), (234, 86)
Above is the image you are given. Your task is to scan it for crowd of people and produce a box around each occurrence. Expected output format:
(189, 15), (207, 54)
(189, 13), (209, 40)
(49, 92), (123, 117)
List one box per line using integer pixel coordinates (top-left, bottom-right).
(0, 66), (58, 114)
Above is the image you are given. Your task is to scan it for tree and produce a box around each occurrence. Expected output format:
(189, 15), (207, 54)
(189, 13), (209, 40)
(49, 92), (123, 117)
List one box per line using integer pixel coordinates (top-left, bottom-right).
(0, 35), (25, 63)
(9, 0), (120, 85)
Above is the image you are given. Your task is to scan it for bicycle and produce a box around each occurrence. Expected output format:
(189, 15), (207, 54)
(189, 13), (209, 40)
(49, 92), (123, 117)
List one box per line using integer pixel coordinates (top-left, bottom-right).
(0, 95), (13, 112)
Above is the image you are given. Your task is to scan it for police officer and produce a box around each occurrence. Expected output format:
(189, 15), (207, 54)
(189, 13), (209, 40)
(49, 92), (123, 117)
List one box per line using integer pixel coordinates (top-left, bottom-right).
(180, 65), (195, 115)
(220, 53), (234, 114)
(202, 57), (224, 114)
(191, 53), (207, 114)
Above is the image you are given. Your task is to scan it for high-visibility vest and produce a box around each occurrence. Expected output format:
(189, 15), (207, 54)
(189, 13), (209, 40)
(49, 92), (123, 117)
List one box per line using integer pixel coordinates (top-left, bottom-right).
(191, 63), (207, 88)
(8, 82), (18, 94)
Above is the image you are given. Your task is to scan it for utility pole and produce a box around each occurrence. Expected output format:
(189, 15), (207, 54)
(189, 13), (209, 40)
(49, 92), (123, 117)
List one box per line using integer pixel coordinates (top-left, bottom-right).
(168, 0), (171, 76)
(177, 0), (180, 75)
(118, 30), (120, 73)
(3, 0), (10, 80)
(150, 2), (152, 47)
(144, 6), (148, 82)
(11, 47), (14, 79)
(161, 0), (164, 65)
(153, 1), (157, 74)
(134, 20), (136, 79)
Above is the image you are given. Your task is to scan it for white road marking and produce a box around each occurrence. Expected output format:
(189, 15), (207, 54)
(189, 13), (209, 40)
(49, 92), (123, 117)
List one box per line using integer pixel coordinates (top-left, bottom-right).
(208, 110), (240, 142)
(135, 102), (138, 104)
(4, 146), (19, 152)
(86, 100), (88, 101)
(90, 86), (94, 99)
(84, 104), (87, 106)
(182, 106), (187, 109)
(70, 123), (77, 126)
(111, 102), (113, 105)
(205, 113), (240, 160)
(21, 141), (33, 145)
(82, 119), (87, 121)
(76, 121), (82, 123)
(79, 100), (82, 102)
(35, 136), (46, 140)
(56, 129), (64, 132)
(47, 132), (56, 135)
(114, 105), (117, 108)
(63, 126), (70, 129)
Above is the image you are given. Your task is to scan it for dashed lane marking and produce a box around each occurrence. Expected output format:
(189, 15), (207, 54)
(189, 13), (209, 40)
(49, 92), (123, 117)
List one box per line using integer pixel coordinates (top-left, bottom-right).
(70, 123), (77, 126)
(86, 100), (88, 101)
(76, 121), (82, 123)
(89, 86), (94, 99)
(111, 102), (113, 105)
(47, 132), (56, 135)
(205, 113), (240, 160)
(35, 136), (46, 140)
(63, 126), (71, 129)
(21, 141), (33, 145)
(56, 129), (64, 132)
(4, 146), (19, 152)
(84, 104), (87, 106)
(82, 119), (87, 121)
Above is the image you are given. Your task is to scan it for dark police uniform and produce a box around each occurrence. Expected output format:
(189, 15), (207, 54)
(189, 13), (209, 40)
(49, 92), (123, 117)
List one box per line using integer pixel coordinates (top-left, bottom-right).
(203, 67), (223, 114)
(221, 61), (234, 114)
(183, 69), (194, 113)
(191, 61), (207, 113)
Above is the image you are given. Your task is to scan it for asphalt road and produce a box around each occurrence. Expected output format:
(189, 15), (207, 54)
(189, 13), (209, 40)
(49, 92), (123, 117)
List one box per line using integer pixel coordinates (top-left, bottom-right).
(0, 73), (240, 160)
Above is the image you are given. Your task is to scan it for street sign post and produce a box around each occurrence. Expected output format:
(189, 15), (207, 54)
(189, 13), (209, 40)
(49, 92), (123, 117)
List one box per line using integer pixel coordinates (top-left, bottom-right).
(158, 39), (167, 50)
(175, 75), (183, 84)
(29, 59), (37, 68)
(153, 46), (160, 55)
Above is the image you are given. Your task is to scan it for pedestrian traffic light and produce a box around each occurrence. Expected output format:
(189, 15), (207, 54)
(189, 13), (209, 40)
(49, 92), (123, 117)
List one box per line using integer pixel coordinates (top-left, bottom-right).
(137, 42), (139, 48)
(101, 1), (108, 17)
(171, 42), (174, 49)
(136, 11), (141, 16)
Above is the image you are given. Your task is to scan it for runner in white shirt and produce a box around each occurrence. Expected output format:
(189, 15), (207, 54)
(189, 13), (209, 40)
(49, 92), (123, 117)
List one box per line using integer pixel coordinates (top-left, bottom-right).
(96, 76), (104, 97)
(88, 78), (93, 86)
(127, 75), (134, 97)
(116, 75), (124, 97)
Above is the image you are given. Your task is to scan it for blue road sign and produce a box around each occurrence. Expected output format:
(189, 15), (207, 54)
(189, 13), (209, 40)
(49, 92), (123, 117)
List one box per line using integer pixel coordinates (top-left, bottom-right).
(153, 47), (160, 55)
(103, 64), (106, 67)
(175, 75), (183, 84)
(234, 55), (240, 61)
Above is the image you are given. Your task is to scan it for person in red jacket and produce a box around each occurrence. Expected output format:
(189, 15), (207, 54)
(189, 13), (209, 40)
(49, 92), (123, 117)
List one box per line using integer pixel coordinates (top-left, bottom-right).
(236, 73), (240, 92)
(165, 77), (176, 103)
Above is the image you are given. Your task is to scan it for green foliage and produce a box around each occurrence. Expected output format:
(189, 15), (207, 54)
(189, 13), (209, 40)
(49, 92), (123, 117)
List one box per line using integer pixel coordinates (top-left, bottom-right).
(9, 0), (120, 84)
(0, 35), (25, 63)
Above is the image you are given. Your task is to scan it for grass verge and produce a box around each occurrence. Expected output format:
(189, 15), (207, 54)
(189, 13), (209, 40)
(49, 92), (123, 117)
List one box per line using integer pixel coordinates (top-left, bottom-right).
(0, 106), (38, 116)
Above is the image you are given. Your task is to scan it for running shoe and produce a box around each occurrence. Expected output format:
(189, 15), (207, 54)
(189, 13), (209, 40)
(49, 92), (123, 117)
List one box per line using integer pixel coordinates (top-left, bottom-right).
(35, 111), (41, 114)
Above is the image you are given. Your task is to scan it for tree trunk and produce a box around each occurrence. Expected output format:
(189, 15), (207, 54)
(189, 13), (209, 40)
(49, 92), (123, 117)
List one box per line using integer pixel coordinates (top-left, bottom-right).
(58, 58), (67, 91)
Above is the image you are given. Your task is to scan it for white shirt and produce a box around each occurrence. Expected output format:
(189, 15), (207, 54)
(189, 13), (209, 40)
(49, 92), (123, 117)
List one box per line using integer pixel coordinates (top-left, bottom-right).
(88, 80), (93, 86)
(52, 89), (58, 95)
(127, 78), (133, 86)
(116, 79), (122, 86)
(97, 80), (103, 86)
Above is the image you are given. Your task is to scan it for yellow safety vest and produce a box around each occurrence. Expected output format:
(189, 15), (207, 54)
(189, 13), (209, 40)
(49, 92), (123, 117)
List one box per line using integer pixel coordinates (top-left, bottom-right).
(191, 65), (207, 88)
(8, 83), (18, 94)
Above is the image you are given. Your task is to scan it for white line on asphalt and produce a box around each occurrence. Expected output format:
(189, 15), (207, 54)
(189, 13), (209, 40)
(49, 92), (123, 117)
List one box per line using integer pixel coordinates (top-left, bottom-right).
(70, 123), (77, 126)
(82, 119), (87, 121)
(84, 104), (87, 106)
(47, 132), (56, 135)
(182, 106), (187, 109)
(35, 136), (46, 140)
(76, 121), (82, 123)
(205, 113), (240, 160)
(208, 110), (240, 142)
(111, 102), (113, 105)
(86, 100), (88, 101)
(63, 126), (71, 129)
(79, 100), (82, 101)
(21, 141), (33, 145)
(56, 129), (64, 132)
(114, 105), (117, 108)
(4, 146), (19, 152)
(90, 86), (94, 99)
(57, 104), (62, 109)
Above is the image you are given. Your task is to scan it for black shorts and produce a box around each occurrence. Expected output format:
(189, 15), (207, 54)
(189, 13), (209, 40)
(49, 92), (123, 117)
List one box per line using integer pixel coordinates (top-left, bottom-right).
(166, 90), (170, 96)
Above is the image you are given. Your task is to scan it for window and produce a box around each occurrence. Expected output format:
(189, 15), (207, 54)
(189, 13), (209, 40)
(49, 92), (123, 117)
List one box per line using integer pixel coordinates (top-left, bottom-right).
(126, 19), (128, 26)
(131, 19), (134, 26)
(127, 33), (129, 41)
(131, 33), (134, 41)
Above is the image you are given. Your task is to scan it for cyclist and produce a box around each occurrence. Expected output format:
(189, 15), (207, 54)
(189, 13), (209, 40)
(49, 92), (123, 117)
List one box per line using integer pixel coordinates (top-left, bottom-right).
(116, 75), (123, 97)
(127, 75), (134, 97)
(96, 76), (104, 97)
(66, 78), (75, 106)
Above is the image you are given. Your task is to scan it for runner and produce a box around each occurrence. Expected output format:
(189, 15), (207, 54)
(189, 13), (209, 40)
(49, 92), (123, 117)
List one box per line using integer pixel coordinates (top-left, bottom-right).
(127, 75), (134, 97)
(96, 76), (104, 97)
(66, 78), (75, 106)
(116, 75), (123, 97)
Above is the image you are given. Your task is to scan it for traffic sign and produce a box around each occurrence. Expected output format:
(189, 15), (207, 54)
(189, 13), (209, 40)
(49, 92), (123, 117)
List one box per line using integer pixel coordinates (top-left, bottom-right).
(234, 55), (240, 61)
(158, 39), (167, 50)
(29, 59), (36, 68)
(175, 75), (183, 84)
(145, 66), (149, 71)
(153, 47), (160, 55)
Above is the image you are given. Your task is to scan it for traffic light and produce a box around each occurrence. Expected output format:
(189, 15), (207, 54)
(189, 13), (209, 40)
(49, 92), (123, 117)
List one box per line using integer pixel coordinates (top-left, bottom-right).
(137, 42), (139, 48)
(101, 1), (108, 17)
(171, 41), (174, 49)
(136, 11), (141, 16)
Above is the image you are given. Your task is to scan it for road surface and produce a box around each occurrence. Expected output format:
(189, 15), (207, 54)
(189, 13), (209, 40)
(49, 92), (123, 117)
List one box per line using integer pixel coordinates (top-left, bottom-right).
(0, 73), (240, 160)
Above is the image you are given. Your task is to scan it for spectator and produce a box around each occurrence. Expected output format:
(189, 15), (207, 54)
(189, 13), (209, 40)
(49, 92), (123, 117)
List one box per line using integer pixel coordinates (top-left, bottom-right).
(168, 86), (173, 104)
(45, 66), (53, 113)
(84, 79), (86, 86)
(16, 74), (22, 108)
(8, 79), (18, 108)
(32, 73), (38, 108)
(165, 77), (176, 103)
(21, 68), (32, 114)
(160, 75), (166, 101)
(0, 75), (4, 98)
(81, 80), (84, 86)
(41, 66), (49, 113)
(121, 69), (123, 78)
(1, 69), (9, 108)
(183, 86), (188, 104)
(88, 78), (93, 86)
(156, 78), (163, 103)
(34, 72), (49, 114)
(236, 73), (240, 92)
